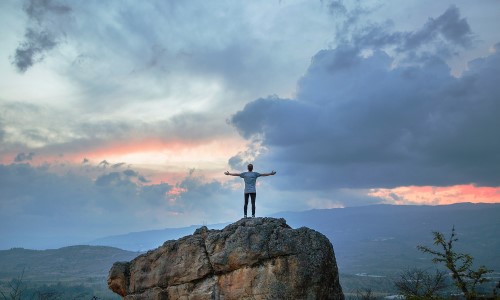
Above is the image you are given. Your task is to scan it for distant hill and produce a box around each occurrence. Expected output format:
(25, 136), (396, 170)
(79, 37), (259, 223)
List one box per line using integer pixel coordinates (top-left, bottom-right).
(0, 245), (138, 283)
(90, 224), (228, 252)
(272, 203), (500, 275)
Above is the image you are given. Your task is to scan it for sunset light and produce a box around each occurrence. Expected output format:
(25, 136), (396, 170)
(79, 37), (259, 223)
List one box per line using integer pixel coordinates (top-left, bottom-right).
(369, 185), (500, 205)
(1, 0), (499, 250)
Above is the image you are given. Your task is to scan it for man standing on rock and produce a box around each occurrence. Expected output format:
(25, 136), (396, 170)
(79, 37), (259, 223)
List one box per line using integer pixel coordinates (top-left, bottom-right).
(224, 164), (276, 218)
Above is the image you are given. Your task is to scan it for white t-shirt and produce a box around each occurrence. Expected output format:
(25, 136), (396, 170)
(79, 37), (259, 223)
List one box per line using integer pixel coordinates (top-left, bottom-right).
(239, 172), (261, 193)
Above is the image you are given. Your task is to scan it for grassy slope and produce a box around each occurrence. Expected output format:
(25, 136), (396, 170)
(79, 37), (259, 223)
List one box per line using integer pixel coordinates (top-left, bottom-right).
(0, 245), (139, 283)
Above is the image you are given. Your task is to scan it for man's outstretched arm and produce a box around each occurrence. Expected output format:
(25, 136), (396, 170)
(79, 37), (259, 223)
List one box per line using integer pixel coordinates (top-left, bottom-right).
(260, 170), (276, 177)
(224, 171), (241, 176)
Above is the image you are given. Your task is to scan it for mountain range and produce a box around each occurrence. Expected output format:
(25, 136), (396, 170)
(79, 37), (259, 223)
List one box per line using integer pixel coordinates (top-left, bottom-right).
(1, 203), (498, 296)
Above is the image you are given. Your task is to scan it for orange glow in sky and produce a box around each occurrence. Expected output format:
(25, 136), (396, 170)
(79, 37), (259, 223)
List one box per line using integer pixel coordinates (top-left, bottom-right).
(369, 185), (500, 205)
(79, 137), (246, 166)
(4, 141), (500, 207)
(1, 136), (248, 185)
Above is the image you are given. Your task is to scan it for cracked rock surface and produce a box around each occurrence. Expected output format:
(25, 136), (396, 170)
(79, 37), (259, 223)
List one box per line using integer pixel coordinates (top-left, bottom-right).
(108, 217), (344, 300)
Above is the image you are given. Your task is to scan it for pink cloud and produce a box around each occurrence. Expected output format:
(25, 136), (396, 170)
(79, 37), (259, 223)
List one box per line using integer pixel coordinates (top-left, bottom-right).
(369, 185), (500, 205)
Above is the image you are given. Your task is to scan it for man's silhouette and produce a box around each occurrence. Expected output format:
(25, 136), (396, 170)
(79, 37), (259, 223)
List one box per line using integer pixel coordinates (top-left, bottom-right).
(225, 164), (276, 218)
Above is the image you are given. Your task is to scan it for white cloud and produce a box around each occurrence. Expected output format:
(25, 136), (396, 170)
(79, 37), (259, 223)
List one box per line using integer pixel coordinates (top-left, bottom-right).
(6, 0), (336, 113)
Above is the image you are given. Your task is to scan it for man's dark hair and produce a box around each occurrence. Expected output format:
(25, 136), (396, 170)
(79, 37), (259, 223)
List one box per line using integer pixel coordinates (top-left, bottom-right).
(247, 164), (253, 171)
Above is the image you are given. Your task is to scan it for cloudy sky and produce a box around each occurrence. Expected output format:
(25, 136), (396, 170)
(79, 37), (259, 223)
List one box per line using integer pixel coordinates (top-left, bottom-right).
(1, 0), (499, 249)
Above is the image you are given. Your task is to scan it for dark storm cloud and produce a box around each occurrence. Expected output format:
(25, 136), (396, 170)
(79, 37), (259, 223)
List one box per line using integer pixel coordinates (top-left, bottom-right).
(334, 5), (473, 61)
(13, 28), (57, 72)
(93, 169), (166, 206)
(399, 5), (473, 50)
(0, 162), (243, 249)
(230, 13), (500, 189)
(98, 160), (109, 168)
(111, 162), (126, 169)
(327, 0), (347, 15)
(14, 152), (35, 162)
(0, 163), (92, 217)
(174, 173), (238, 215)
(24, 0), (71, 22)
(122, 169), (138, 177)
(122, 169), (150, 183)
(141, 183), (171, 205)
(138, 175), (149, 183)
(228, 154), (246, 171)
(95, 169), (149, 193)
(95, 169), (150, 187)
(0, 162), (173, 248)
(95, 172), (129, 187)
(12, 0), (71, 72)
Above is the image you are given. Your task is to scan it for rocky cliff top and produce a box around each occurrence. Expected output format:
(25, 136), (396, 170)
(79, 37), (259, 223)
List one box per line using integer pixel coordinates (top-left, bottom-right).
(108, 217), (344, 299)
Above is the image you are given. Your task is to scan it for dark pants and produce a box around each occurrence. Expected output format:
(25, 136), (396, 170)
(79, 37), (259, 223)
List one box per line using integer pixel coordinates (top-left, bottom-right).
(244, 193), (256, 216)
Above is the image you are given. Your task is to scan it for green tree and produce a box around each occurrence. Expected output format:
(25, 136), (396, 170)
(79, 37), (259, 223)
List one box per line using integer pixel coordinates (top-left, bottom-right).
(417, 226), (492, 300)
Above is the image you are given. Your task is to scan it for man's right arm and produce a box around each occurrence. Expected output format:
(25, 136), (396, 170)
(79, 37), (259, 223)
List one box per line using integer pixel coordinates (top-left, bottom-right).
(224, 171), (241, 176)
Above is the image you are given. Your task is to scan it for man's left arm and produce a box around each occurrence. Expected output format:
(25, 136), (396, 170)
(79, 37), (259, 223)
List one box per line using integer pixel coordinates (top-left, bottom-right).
(260, 171), (276, 177)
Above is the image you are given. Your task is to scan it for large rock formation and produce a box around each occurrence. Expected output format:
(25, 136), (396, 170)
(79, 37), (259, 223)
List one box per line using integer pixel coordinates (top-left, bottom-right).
(108, 217), (344, 299)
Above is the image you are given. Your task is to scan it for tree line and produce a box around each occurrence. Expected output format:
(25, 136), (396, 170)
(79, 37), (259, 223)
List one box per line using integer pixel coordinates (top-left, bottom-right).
(351, 227), (498, 300)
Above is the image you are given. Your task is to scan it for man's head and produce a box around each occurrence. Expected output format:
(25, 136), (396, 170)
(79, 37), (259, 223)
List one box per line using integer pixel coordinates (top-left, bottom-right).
(247, 164), (253, 172)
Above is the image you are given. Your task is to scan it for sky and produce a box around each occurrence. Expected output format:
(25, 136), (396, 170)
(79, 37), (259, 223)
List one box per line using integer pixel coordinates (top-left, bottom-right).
(0, 0), (499, 249)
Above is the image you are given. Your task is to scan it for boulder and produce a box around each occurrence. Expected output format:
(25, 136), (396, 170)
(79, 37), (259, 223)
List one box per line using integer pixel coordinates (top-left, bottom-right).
(108, 217), (344, 299)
